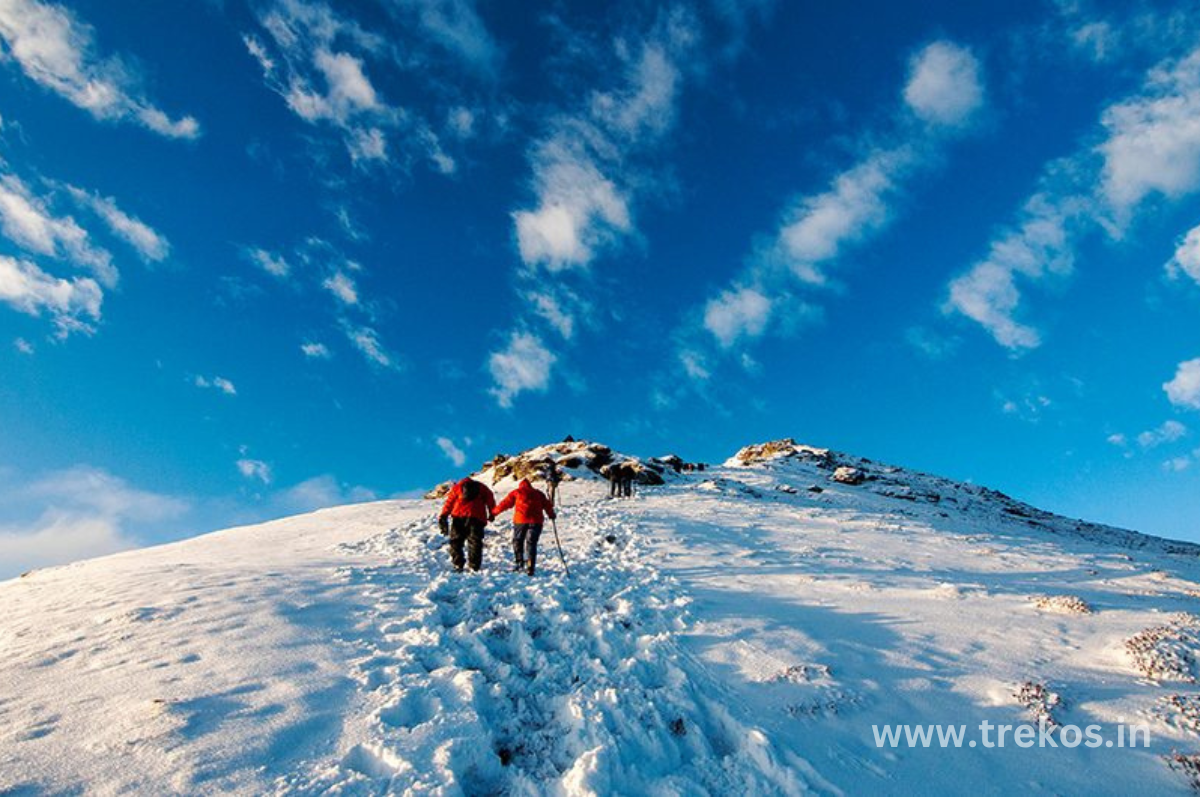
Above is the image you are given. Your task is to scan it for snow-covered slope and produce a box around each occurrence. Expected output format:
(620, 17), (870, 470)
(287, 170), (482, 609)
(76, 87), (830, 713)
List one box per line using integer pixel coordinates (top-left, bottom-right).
(4, 439), (1200, 794)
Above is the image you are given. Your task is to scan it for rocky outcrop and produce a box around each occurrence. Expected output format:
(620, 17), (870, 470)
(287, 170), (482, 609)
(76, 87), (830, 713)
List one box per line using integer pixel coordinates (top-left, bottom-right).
(728, 439), (833, 468)
(832, 466), (865, 486)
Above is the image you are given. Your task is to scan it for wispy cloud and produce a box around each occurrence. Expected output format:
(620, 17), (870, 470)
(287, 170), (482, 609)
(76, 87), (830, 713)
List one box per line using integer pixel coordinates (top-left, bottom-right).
(946, 43), (1200, 349)
(65, 186), (170, 263)
(0, 0), (199, 138)
(0, 254), (102, 337)
(944, 185), (1086, 350)
(0, 173), (116, 286)
(323, 269), (358, 305)
(0, 465), (189, 579)
(236, 458), (273, 484)
(488, 331), (555, 409)
(512, 12), (694, 273)
(681, 39), (984, 373)
(345, 324), (396, 369)
(492, 7), (701, 405)
(244, 0), (496, 174)
(245, 246), (290, 278)
(1137, 419), (1188, 448)
(194, 374), (237, 395)
(390, 0), (499, 76)
(435, 435), (467, 467)
(300, 341), (330, 359)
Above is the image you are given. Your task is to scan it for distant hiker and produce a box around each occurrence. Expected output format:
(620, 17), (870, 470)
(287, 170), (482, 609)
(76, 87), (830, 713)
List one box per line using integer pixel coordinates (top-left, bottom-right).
(493, 478), (556, 575)
(605, 464), (621, 498)
(439, 476), (496, 572)
(543, 461), (561, 504)
(620, 463), (635, 498)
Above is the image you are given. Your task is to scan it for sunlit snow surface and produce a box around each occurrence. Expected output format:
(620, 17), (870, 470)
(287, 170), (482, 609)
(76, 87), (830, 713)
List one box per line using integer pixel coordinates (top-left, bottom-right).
(3, 447), (1200, 794)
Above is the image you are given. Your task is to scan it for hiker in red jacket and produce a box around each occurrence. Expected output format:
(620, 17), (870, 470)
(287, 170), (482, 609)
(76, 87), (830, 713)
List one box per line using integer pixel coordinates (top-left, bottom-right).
(493, 478), (556, 575)
(439, 476), (497, 572)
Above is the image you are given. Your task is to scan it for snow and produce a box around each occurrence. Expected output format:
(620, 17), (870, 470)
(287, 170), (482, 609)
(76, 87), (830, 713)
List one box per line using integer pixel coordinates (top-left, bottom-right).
(4, 439), (1200, 793)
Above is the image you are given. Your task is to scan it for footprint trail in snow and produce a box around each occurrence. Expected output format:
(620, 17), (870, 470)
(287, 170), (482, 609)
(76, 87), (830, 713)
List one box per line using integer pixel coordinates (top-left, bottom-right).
(277, 499), (811, 795)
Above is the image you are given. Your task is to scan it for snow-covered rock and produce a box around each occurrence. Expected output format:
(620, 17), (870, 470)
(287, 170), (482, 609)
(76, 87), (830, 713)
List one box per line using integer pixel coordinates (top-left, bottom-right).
(831, 465), (865, 485)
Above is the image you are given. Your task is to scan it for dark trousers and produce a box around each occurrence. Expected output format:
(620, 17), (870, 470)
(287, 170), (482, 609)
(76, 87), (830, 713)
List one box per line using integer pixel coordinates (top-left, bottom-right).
(512, 523), (542, 572)
(609, 477), (620, 497)
(449, 516), (486, 571)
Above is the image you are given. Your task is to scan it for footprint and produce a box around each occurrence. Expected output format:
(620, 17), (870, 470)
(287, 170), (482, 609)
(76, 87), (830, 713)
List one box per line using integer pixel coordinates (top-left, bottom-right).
(341, 743), (402, 778)
(378, 691), (438, 730)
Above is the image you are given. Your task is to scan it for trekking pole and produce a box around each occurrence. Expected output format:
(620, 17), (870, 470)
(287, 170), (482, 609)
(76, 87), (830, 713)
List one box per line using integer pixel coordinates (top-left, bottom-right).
(550, 516), (570, 577)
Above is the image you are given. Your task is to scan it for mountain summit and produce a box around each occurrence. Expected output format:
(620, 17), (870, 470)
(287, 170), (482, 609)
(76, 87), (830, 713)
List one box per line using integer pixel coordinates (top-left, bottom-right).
(3, 438), (1200, 794)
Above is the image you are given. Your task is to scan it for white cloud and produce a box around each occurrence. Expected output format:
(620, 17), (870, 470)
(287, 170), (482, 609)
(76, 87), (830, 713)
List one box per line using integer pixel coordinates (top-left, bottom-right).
(903, 41), (984, 127)
(393, 0), (499, 75)
(1165, 358), (1200, 409)
(0, 0), (199, 139)
(347, 126), (387, 163)
(65, 186), (169, 263)
(1164, 456), (1192, 473)
(944, 187), (1084, 350)
(998, 392), (1052, 422)
(488, 331), (555, 408)
(236, 458), (273, 484)
(435, 436), (467, 467)
(1099, 49), (1200, 215)
(1106, 432), (1127, 447)
(0, 174), (116, 286)
(322, 270), (358, 304)
(13, 336), (32, 354)
(529, 291), (575, 339)
(944, 44), (1200, 349)
(1167, 223), (1200, 285)
(0, 465), (188, 578)
(447, 105), (475, 138)
(679, 349), (710, 381)
(1070, 21), (1118, 63)
(0, 254), (102, 336)
(685, 37), (985, 370)
(287, 47), (379, 123)
(772, 147), (912, 285)
(1137, 419), (1188, 448)
(246, 246), (290, 277)
(346, 324), (395, 368)
(514, 138), (631, 270)
(245, 0), (476, 175)
(512, 17), (693, 272)
(271, 474), (376, 515)
(194, 374), (237, 396)
(300, 341), (330, 358)
(703, 286), (772, 348)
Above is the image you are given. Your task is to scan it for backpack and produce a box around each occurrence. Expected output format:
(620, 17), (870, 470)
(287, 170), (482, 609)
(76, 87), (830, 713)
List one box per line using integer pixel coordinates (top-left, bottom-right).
(461, 479), (479, 502)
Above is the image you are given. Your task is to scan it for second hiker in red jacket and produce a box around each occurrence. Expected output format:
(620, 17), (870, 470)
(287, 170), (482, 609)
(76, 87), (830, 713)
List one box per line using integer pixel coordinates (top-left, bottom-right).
(439, 476), (496, 572)
(493, 478), (556, 575)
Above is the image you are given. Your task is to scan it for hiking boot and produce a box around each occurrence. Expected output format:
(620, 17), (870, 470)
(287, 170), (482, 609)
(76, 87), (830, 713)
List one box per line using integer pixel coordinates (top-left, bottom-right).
(513, 562), (525, 571)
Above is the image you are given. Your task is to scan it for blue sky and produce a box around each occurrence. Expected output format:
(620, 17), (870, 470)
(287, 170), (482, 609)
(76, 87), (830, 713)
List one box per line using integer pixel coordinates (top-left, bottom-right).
(2, 0), (1200, 575)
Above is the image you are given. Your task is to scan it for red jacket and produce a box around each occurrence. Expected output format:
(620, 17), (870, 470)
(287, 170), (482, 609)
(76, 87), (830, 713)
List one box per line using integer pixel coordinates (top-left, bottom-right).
(441, 478), (496, 521)
(494, 479), (556, 525)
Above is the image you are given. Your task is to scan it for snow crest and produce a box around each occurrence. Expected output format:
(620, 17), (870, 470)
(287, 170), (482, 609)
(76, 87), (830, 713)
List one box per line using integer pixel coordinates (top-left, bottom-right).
(276, 501), (809, 795)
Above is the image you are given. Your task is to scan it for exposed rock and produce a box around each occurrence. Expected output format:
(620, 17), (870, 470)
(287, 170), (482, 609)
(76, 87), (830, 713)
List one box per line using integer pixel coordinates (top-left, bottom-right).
(832, 466), (865, 486)
(425, 481), (454, 500)
(729, 438), (833, 468)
